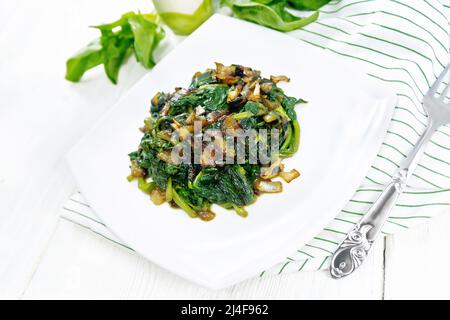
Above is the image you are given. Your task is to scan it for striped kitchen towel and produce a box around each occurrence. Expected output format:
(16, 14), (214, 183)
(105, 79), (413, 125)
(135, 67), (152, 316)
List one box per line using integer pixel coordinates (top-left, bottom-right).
(62, 0), (450, 275)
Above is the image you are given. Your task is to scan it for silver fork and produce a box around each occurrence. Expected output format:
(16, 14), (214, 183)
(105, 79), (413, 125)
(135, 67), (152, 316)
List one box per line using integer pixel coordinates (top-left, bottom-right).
(330, 63), (450, 279)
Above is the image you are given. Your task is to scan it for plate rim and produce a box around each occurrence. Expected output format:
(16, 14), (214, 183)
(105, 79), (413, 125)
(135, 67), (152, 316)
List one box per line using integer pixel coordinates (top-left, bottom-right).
(66, 14), (398, 289)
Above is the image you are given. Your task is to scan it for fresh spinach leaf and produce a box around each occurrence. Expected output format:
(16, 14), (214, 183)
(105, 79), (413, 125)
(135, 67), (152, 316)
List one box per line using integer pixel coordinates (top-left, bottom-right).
(288, 0), (331, 10)
(128, 14), (165, 68)
(99, 27), (134, 84)
(65, 39), (104, 82)
(223, 0), (319, 32)
(66, 12), (165, 84)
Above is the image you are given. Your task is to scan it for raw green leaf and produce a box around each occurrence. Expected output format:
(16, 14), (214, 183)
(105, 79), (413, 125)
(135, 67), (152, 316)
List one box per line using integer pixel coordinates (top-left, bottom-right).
(224, 0), (319, 32)
(65, 11), (165, 84)
(93, 13), (130, 31)
(128, 14), (165, 68)
(100, 27), (134, 84)
(65, 39), (104, 82)
(288, 0), (331, 10)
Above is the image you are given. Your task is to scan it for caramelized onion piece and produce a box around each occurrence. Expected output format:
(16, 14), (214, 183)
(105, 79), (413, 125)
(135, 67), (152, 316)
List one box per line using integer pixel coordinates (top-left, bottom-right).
(222, 115), (241, 131)
(199, 211), (216, 221)
(260, 82), (273, 93)
(263, 112), (279, 123)
(207, 111), (226, 124)
(270, 75), (290, 83)
(150, 188), (165, 205)
(177, 127), (191, 141)
(248, 82), (261, 101)
(157, 151), (174, 164)
(160, 102), (170, 116)
(254, 82), (260, 97)
(195, 106), (206, 116)
(215, 62), (237, 83)
(171, 119), (182, 130)
(260, 159), (284, 179)
(151, 92), (161, 107)
(196, 116), (208, 128)
(227, 85), (242, 103)
(130, 160), (145, 178)
(243, 67), (261, 80)
(261, 97), (280, 111)
(186, 111), (196, 125)
(201, 148), (216, 167)
(223, 76), (240, 85)
(156, 130), (172, 141)
(186, 125), (194, 133)
(254, 179), (283, 193)
(240, 82), (251, 98)
(213, 134), (226, 151)
(280, 169), (301, 183)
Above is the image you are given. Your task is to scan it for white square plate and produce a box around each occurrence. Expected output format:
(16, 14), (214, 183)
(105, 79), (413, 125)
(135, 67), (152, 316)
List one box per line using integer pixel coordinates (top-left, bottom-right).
(67, 15), (396, 289)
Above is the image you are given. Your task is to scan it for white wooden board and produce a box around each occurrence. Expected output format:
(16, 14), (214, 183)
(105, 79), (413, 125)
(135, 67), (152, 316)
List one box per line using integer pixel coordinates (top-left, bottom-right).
(2, 0), (450, 300)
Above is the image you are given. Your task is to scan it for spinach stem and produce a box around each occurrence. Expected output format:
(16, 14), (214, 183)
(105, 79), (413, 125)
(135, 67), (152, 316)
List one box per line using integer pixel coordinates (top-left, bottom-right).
(172, 188), (198, 218)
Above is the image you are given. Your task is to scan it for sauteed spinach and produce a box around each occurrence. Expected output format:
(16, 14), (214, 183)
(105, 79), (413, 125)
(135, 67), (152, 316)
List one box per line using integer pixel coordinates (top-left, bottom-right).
(128, 63), (304, 221)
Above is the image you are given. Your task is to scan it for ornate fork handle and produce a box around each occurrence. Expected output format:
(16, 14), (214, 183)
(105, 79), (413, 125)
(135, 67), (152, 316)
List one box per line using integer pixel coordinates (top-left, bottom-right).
(331, 58), (450, 279)
(330, 122), (439, 279)
(330, 178), (403, 278)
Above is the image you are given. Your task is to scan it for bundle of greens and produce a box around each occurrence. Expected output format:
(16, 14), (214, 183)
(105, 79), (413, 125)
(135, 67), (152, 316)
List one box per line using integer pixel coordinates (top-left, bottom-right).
(128, 63), (304, 221)
(222, 0), (331, 31)
(65, 12), (165, 84)
(65, 1), (330, 84)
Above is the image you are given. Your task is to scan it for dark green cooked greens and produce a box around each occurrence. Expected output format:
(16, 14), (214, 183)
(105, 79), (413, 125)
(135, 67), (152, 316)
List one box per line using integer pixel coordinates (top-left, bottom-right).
(128, 63), (304, 221)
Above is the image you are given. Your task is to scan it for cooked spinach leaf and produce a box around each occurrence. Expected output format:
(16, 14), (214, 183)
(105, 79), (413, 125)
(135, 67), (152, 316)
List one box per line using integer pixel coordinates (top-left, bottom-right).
(193, 165), (255, 206)
(199, 84), (230, 111)
(170, 84), (229, 115)
(190, 71), (215, 88)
